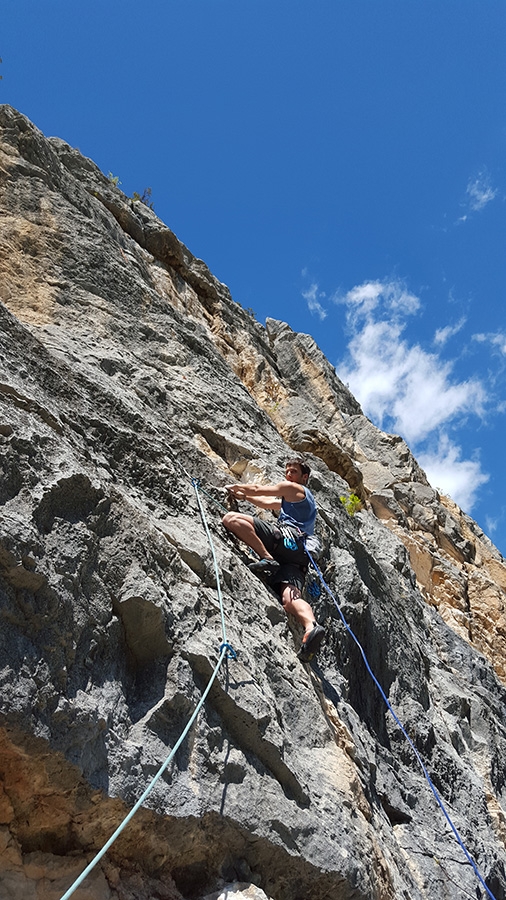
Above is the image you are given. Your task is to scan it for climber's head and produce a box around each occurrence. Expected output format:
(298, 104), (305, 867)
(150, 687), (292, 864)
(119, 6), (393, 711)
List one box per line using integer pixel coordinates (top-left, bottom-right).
(285, 457), (310, 485)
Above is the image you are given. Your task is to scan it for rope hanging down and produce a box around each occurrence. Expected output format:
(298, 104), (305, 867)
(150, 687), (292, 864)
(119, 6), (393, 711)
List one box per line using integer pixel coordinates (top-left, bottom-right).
(59, 482), (235, 900)
(304, 547), (498, 900)
(193, 477), (235, 655)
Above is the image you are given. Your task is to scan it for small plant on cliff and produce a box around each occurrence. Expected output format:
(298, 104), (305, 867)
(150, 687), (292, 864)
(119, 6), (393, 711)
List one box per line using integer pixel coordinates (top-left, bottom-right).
(132, 187), (154, 210)
(339, 493), (362, 516)
(107, 172), (121, 186)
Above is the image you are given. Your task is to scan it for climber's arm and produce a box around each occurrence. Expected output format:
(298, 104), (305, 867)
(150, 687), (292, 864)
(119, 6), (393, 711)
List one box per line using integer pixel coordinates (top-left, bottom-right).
(226, 479), (304, 504)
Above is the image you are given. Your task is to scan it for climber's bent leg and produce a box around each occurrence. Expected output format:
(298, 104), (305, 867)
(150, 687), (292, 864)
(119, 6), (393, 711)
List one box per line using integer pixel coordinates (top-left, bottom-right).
(222, 512), (273, 559)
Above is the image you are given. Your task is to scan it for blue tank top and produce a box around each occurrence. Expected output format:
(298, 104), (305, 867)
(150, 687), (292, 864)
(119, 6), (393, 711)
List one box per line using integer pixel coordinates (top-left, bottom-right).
(278, 488), (317, 535)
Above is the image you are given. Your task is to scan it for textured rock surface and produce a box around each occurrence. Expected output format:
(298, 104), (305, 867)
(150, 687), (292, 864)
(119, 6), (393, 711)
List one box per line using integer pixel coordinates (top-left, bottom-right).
(1, 104), (505, 900)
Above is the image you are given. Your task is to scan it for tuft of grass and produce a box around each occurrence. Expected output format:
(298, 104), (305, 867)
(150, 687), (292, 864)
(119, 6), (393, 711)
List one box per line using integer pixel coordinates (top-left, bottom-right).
(108, 172), (121, 187)
(339, 493), (362, 516)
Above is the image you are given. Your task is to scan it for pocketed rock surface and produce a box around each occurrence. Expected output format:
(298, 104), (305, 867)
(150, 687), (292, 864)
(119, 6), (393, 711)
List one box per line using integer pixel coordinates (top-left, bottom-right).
(1, 105), (505, 900)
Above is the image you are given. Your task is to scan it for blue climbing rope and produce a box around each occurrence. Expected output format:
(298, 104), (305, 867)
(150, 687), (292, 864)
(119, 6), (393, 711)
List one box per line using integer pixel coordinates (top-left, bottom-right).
(59, 479), (235, 900)
(304, 547), (498, 900)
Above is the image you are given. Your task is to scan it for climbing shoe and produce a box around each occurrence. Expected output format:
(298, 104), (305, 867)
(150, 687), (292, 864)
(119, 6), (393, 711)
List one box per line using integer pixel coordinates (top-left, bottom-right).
(297, 624), (325, 662)
(248, 558), (281, 578)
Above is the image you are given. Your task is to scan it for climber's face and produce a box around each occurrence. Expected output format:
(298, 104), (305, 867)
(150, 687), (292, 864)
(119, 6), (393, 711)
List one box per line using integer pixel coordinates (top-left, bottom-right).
(285, 463), (308, 485)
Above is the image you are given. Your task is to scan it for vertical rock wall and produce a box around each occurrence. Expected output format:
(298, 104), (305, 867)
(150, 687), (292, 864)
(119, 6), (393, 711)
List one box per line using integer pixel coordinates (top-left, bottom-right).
(1, 105), (505, 900)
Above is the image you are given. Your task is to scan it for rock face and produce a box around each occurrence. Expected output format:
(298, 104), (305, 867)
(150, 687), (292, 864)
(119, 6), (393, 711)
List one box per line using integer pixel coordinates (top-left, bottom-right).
(1, 105), (505, 900)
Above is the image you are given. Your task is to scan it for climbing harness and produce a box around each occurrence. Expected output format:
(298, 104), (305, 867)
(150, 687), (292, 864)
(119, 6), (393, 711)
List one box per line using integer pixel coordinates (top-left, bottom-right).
(278, 521), (321, 557)
(59, 480), (235, 900)
(279, 524), (298, 551)
(304, 545), (498, 900)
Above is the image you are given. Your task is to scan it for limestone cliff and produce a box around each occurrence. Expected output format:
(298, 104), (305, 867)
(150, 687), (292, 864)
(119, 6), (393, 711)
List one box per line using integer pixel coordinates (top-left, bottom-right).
(0, 105), (505, 900)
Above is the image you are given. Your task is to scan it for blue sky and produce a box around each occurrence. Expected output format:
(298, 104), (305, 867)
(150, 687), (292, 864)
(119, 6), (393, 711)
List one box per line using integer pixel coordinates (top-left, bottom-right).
(2, 1), (505, 555)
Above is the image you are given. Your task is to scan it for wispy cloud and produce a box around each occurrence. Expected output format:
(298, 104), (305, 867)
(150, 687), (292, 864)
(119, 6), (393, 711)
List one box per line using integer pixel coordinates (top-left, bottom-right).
(472, 333), (506, 402)
(434, 317), (466, 346)
(418, 437), (489, 512)
(458, 171), (497, 222)
(486, 514), (499, 536)
(485, 506), (506, 539)
(466, 171), (497, 211)
(302, 282), (328, 320)
(334, 279), (420, 320)
(335, 279), (489, 511)
(473, 332), (506, 356)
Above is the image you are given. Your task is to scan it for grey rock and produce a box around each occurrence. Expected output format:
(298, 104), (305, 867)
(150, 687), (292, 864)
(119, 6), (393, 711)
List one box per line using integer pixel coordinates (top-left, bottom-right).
(0, 105), (505, 900)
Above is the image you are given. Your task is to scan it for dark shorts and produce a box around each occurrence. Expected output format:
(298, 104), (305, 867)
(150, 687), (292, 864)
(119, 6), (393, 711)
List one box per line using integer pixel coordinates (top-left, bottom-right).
(253, 517), (308, 597)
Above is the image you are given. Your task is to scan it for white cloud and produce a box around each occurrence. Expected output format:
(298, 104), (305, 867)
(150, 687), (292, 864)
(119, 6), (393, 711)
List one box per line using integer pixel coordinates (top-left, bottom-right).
(302, 283), (327, 320)
(484, 508), (506, 541)
(465, 172), (497, 212)
(473, 332), (506, 355)
(336, 286), (485, 443)
(335, 277), (490, 515)
(334, 279), (420, 321)
(485, 514), (498, 535)
(419, 437), (489, 512)
(434, 317), (466, 346)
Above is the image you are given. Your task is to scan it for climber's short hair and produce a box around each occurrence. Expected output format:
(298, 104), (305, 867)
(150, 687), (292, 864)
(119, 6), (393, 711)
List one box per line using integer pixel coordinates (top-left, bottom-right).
(285, 457), (311, 478)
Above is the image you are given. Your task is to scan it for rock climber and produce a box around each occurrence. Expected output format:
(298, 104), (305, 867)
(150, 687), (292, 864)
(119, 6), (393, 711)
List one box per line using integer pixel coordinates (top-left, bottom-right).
(222, 457), (325, 661)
